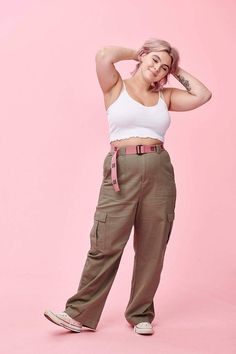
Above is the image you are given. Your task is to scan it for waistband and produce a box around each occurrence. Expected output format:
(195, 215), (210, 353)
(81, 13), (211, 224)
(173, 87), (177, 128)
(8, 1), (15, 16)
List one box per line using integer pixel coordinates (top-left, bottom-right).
(109, 143), (165, 192)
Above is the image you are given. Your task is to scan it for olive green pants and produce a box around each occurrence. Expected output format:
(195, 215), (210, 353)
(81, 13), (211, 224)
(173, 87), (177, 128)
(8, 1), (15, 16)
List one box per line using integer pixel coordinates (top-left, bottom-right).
(64, 145), (177, 330)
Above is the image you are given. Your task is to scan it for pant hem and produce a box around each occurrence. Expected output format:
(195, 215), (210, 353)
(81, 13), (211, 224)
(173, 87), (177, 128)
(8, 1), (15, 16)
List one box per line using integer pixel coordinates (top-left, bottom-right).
(64, 308), (97, 330)
(127, 318), (153, 326)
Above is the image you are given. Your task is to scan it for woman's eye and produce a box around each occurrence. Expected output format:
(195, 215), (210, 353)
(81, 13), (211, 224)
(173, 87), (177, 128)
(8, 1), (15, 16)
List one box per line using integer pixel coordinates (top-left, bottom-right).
(153, 58), (168, 72)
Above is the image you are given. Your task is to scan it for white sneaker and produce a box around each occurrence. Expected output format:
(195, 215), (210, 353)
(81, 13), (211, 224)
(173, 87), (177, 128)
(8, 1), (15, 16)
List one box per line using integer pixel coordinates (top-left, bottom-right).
(134, 321), (154, 335)
(44, 309), (83, 332)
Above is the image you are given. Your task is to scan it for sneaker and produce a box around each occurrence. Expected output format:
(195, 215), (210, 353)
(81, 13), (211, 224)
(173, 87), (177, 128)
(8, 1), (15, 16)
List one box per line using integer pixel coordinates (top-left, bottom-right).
(134, 321), (154, 335)
(44, 309), (83, 332)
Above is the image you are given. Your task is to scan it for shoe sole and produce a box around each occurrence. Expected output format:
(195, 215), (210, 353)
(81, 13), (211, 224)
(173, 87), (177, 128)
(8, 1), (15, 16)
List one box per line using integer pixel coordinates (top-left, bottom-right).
(44, 310), (81, 333)
(134, 326), (154, 335)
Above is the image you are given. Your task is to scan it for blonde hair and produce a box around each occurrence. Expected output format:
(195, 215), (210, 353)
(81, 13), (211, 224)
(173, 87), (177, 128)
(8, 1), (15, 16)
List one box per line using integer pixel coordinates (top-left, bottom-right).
(130, 37), (180, 92)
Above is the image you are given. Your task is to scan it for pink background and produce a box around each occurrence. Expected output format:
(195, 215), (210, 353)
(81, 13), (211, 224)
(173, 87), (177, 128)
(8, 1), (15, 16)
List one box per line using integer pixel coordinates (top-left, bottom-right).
(0, 0), (235, 353)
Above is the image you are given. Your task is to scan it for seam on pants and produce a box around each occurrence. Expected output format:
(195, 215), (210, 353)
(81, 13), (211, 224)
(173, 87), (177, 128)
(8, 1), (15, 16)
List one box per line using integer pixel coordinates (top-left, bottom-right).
(139, 156), (145, 200)
(129, 226), (141, 305)
(129, 201), (141, 304)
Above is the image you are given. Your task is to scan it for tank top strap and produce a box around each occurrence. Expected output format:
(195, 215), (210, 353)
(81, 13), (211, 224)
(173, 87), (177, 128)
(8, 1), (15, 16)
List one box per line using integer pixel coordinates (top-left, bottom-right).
(122, 80), (127, 91)
(159, 89), (163, 99)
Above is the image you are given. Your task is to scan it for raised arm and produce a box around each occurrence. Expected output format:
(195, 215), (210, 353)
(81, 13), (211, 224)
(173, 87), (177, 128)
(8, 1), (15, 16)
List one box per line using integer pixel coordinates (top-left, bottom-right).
(168, 66), (212, 111)
(95, 46), (138, 93)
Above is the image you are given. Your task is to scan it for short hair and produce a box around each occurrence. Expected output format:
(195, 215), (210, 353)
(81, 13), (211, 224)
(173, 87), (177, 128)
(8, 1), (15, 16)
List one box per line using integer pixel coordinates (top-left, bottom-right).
(130, 37), (180, 92)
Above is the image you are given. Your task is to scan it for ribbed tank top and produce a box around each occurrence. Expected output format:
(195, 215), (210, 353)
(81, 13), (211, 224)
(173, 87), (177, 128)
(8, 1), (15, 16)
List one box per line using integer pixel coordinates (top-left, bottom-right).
(107, 80), (171, 143)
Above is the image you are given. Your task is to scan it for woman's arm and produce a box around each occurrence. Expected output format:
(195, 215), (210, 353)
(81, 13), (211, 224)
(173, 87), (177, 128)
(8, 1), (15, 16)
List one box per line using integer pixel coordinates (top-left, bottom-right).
(168, 66), (212, 111)
(172, 66), (212, 98)
(97, 46), (139, 63)
(95, 46), (139, 93)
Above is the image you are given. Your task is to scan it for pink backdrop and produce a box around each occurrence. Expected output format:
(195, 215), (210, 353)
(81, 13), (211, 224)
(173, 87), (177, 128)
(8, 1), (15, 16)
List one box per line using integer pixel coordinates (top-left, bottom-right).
(0, 0), (235, 353)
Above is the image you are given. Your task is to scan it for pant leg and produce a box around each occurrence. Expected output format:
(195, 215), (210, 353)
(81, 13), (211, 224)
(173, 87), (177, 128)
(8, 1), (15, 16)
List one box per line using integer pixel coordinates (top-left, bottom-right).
(124, 148), (177, 326)
(64, 151), (140, 330)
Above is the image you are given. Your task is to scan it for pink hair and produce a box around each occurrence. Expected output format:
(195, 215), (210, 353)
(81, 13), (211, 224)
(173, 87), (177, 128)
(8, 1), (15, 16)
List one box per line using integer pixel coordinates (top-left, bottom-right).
(130, 37), (180, 92)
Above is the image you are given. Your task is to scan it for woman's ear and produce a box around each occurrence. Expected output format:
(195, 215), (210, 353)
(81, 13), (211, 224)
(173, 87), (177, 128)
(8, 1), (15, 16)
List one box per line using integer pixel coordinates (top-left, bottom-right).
(137, 49), (147, 63)
(139, 52), (147, 62)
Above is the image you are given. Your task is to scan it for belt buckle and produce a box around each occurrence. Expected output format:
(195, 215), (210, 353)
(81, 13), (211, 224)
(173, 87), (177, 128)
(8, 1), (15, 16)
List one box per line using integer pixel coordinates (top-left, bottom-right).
(136, 144), (144, 155)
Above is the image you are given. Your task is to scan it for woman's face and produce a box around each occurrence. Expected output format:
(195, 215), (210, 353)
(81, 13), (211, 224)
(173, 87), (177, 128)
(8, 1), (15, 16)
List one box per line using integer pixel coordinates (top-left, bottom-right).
(139, 50), (172, 84)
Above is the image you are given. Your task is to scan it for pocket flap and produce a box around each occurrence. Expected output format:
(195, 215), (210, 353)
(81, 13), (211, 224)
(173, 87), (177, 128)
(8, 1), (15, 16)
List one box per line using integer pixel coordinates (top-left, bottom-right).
(167, 212), (175, 222)
(94, 210), (107, 222)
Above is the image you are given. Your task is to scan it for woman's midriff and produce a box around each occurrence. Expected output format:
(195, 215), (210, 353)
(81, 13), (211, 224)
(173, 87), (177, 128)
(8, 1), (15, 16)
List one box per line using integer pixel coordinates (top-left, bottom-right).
(110, 137), (163, 148)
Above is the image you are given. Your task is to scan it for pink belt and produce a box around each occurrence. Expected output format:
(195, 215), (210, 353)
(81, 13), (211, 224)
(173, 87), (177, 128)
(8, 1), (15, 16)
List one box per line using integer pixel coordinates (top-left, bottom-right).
(110, 143), (165, 192)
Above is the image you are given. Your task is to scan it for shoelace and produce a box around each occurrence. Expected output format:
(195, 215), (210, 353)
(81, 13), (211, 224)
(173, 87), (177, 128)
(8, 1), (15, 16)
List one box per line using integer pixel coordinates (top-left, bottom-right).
(136, 322), (152, 328)
(60, 312), (82, 326)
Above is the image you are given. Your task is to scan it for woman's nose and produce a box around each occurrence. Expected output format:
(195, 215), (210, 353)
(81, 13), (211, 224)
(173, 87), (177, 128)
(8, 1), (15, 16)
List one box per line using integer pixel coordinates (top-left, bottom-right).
(154, 64), (160, 73)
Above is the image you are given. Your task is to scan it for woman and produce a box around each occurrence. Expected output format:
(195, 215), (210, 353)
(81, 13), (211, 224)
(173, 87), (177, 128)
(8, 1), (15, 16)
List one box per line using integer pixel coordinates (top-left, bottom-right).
(44, 38), (212, 335)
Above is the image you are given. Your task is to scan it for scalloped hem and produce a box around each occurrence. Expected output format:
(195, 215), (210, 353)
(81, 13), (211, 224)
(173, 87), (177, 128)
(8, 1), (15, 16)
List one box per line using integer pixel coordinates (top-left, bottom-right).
(110, 136), (164, 143)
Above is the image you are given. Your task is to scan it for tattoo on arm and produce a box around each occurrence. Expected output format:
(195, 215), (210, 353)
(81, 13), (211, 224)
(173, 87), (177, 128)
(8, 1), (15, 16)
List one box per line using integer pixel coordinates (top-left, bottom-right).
(174, 73), (191, 92)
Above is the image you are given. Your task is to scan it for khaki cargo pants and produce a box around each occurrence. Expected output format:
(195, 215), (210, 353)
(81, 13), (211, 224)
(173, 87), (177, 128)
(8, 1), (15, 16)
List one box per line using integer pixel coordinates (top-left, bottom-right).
(64, 144), (177, 330)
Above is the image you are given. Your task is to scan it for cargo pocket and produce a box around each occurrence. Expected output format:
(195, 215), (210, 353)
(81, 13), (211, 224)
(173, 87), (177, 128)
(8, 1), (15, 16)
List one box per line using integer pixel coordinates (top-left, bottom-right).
(89, 209), (107, 252)
(166, 211), (175, 245)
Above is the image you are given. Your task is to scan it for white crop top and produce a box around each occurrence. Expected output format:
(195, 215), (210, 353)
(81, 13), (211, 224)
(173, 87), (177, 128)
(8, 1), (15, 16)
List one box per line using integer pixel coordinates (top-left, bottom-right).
(107, 80), (171, 143)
